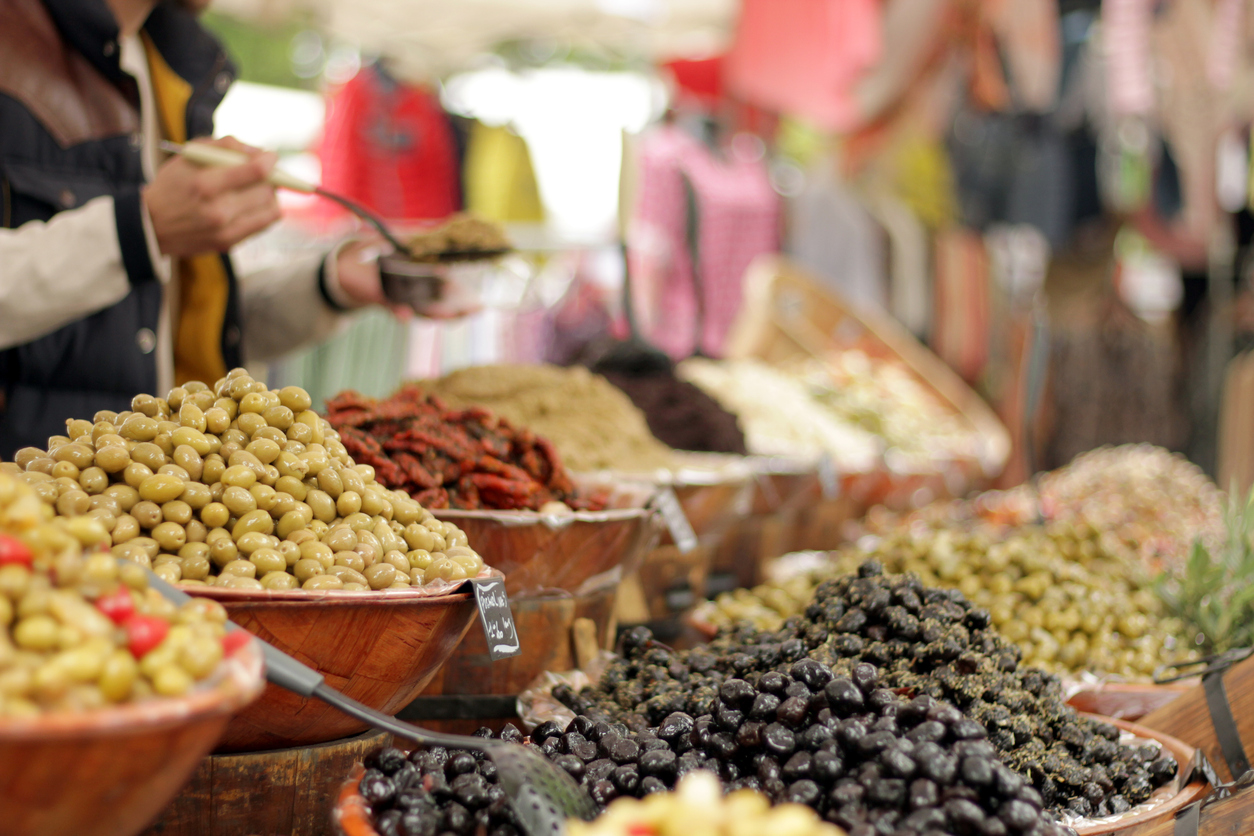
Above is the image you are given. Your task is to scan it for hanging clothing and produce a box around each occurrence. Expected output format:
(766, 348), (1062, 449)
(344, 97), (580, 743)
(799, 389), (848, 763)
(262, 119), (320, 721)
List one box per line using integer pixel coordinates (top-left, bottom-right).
(462, 121), (544, 223)
(628, 124), (780, 359)
(724, 0), (882, 132)
(932, 227), (991, 384)
(785, 165), (890, 314)
(317, 62), (461, 221)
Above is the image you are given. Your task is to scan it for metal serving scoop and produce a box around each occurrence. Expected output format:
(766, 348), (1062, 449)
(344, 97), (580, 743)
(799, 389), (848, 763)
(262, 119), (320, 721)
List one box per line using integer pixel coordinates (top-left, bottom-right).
(159, 140), (416, 260)
(140, 568), (597, 836)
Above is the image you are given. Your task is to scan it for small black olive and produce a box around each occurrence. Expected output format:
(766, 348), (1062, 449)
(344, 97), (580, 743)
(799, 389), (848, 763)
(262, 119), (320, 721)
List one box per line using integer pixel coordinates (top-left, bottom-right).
(375, 748), (409, 776)
(750, 692), (782, 721)
(641, 776), (667, 795)
(553, 754), (585, 782)
(360, 772), (397, 807)
(763, 723), (797, 757)
(786, 779), (822, 807)
(639, 748), (677, 778)
(444, 752), (477, 778)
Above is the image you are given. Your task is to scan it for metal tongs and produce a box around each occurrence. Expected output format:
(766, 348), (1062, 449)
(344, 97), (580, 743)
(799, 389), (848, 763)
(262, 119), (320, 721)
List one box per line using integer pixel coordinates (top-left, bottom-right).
(1153, 647), (1254, 684)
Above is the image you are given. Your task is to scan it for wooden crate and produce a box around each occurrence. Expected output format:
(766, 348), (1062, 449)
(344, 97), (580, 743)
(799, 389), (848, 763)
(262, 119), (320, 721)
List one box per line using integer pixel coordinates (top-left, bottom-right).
(143, 730), (390, 836)
(724, 255), (1010, 506)
(1141, 654), (1254, 784)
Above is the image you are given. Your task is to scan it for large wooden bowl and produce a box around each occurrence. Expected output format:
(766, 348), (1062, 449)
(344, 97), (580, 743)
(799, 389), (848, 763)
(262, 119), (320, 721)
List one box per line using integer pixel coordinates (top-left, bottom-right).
(432, 481), (660, 597)
(0, 641), (264, 836)
(187, 583), (480, 752)
(331, 717), (1208, 836)
(1071, 715), (1209, 835)
(583, 453), (755, 546)
(1065, 681), (1193, 722)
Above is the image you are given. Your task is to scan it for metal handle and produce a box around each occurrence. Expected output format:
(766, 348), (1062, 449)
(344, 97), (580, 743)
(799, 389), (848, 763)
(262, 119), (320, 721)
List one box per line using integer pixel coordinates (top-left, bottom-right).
(137, 565), (327, 696)
(162, 140), (317, 194)
(132, 562), (486, 745)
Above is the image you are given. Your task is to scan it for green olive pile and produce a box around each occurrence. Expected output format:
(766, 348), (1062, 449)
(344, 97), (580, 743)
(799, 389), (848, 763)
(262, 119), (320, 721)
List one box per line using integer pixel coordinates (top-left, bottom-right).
(829, 522), (1191, 679)
(1, 371), (485, 592)
(0, 470), (237, 716)
(700, 516), (1193, 681)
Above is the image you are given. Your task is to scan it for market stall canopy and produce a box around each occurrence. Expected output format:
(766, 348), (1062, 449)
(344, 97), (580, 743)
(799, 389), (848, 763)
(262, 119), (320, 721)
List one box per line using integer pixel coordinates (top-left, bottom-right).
(210, 0), (736, 76)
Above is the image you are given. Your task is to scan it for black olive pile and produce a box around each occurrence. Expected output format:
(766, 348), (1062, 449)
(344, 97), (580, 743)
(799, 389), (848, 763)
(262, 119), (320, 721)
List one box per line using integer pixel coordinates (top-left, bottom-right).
(359, 727), (529, 836)
(360, 658), (1070, 836)
(562, 562), (1177, 820)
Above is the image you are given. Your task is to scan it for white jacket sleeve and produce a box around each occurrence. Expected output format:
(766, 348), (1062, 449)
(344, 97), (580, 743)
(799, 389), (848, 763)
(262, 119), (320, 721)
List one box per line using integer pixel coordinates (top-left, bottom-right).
(238, 245), (357, 363)
(0, 196), (134, 350)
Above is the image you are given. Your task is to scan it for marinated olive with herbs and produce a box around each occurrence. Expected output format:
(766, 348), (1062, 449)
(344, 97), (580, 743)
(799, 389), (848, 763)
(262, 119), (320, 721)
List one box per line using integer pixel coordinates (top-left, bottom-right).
(0, 471), (238, 715)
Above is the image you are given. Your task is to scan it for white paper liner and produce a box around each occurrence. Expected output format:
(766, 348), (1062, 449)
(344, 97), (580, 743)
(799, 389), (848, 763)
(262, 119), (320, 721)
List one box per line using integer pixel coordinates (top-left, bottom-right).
(516, 651), (616, 731)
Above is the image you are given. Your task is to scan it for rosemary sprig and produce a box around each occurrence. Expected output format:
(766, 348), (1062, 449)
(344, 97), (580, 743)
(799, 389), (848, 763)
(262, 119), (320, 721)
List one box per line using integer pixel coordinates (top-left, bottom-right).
(1156, 488), (1254, 654)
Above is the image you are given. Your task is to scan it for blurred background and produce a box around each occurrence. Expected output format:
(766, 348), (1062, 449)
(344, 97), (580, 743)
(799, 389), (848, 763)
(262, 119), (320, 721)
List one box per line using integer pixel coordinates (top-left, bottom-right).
(210, 0), (1254, 489)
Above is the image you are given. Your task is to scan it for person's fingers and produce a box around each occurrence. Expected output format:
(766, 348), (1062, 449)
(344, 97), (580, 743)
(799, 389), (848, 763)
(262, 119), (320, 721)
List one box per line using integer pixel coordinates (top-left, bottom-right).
(389, 304), (414, 321)
(216, 181), (279, 222)
(209, 135), (264, 156)
(196, 154), (275, 197)
(215, 201), (282, 249)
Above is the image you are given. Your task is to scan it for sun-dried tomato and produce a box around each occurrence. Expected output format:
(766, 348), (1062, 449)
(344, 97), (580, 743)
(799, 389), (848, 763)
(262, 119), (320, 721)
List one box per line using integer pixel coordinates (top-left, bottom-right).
(324, 388), (603, 512)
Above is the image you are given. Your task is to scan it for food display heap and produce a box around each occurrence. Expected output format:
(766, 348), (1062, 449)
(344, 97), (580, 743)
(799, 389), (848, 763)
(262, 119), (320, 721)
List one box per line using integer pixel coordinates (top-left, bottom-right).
(675, 355), (984, 474)
(785, 353), (981, 472)
(700, 445), (1217, 680)
(323, 386), (604, 512)
(0, 470), (240, 715)
(676, 359), (878, 469)
(598, 370), (748, 456)
(2, 371), (485, 592)
(355, 559), (1180, 836)
(420, 365), (679, 472)
(1035, 445), (1224, 574)
(558, 564), (1176, 819)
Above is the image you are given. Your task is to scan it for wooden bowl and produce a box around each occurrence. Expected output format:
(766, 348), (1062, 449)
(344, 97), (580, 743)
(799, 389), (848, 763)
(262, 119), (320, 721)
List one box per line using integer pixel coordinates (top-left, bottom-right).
(584, 453), (755, 545)
(331, 716), (1209, 836)
(1071, 715), (1209, 835)
(0, 641), (264, 836)
(411, 585), (619, 734)
(433, 481), (660, 597)
(1065, 682), (1193, 722)
(141, 729), (390, 836)
(744, 456), (821, 515)
(187, 583), (481, 752)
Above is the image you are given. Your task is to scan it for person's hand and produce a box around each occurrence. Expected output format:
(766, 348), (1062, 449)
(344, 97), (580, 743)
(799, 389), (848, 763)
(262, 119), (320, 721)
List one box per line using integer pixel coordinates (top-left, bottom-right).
(333, 233), (483, 321)
(334, 234), (413, 320)
(144, 136), (281, 256)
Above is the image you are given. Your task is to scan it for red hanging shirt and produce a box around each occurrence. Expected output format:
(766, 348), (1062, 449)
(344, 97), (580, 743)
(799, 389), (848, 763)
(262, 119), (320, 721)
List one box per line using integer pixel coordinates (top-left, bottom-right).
(318, 64), (461, 222)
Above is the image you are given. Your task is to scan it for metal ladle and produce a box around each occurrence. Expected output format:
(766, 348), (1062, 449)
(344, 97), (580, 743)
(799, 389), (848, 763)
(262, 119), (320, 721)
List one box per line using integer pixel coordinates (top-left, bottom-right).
(139, 567), (596, 836)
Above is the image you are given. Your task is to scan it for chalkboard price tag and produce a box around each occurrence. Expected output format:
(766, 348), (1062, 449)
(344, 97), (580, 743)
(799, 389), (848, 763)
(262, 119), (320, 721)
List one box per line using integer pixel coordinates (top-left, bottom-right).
(818, 455), (841, 500)
(470, 577), (521, 661)
(657, 487), (698, 554)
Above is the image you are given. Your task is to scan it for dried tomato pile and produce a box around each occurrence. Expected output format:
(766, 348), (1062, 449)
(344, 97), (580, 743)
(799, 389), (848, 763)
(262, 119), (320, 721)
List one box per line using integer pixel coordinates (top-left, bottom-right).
(324, 386), (605, 511)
